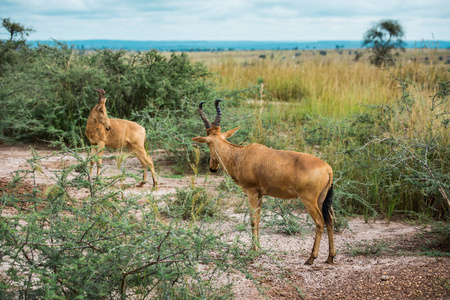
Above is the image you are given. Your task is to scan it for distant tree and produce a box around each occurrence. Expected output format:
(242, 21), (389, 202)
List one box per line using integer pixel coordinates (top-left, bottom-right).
(0, 18), (34, 74)
(354, 50), (362, 62)
(362, 19), (406, 66)
(1, 18), (34, 42)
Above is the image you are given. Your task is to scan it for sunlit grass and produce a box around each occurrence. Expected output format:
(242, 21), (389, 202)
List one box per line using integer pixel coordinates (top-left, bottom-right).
(185, 48), (450, 119)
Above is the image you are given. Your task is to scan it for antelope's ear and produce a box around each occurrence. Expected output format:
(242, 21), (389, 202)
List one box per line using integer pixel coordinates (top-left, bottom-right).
(191, 136), (208, 144)
(222, 127), (240, 139)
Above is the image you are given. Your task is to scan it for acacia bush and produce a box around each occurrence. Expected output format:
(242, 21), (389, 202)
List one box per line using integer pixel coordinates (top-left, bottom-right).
(338, 68), (449, 220)
(0, 42), (218, 145)
(0, 146), (264, 299)
(166, 186), (220, 220)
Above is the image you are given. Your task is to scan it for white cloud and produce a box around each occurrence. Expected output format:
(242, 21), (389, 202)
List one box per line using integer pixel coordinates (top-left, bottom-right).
(1, 0), (449, 40)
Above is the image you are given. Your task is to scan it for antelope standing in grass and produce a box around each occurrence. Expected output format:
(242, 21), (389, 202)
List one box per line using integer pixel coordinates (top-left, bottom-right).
(192, 100), (335, 265)
(85, 89), (157, 187)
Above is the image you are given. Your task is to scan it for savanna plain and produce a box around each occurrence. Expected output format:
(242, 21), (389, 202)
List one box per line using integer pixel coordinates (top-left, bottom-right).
(0, 43), (449, 299)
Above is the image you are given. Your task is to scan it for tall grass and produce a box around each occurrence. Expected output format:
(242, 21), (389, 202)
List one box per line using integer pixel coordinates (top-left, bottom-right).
(191, 50), (449, 220)
(191, 49), (449, 119)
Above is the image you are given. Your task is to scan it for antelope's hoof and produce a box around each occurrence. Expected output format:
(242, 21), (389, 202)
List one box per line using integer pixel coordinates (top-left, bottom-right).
(325, 256), (335, 264)
(136, 181), (146, 187)
(304, 257), (316, 265)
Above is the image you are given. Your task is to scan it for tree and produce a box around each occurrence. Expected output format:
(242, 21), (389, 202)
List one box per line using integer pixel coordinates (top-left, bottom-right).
(0, 18), (34, 75)
(362, 19), (406, 66)
(1, 18), (34, 42)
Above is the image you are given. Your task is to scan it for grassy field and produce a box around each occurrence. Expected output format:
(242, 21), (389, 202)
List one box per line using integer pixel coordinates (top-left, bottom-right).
(183, 48), (450, 119)
(180, 47), (450, 221)
(1, 39), (449, 298)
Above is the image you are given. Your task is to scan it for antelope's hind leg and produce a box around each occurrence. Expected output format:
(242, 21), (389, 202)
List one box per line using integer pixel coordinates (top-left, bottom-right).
(302, 198), (325, 265)
(132, 145), (157, 188)
(318, 184), (335, 264)
(146, 154), (158, 188)
(325, 219), (335, 264)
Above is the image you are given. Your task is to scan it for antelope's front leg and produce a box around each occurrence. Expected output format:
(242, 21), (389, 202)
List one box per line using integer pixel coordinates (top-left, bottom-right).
(96, 142), (106, 177)
(89, 145), (97, 178)
(247, 189), (262, 251)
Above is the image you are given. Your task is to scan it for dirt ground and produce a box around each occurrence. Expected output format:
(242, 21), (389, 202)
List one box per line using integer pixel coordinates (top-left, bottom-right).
(0, 143), (449, 299)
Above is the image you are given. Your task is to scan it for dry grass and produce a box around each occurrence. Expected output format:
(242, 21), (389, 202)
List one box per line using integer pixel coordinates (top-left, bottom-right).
(182, 48), (450, 119)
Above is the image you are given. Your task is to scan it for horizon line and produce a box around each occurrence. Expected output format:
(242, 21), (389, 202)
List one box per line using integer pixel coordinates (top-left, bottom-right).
(29, 39), (449, 42)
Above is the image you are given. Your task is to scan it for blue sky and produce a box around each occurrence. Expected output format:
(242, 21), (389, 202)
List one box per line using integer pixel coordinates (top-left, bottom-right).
(1, 0), (449, 41)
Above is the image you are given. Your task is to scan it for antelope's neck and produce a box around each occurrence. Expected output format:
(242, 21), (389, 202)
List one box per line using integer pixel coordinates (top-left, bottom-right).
(214, 140), (241, 178)
(86, 115), (112, 140)
(85, 116), (97, 136)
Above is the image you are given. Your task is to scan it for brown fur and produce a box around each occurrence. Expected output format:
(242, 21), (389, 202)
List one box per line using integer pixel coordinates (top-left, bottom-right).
(192, 105), (335, 265)
(85, 89), (157, 187)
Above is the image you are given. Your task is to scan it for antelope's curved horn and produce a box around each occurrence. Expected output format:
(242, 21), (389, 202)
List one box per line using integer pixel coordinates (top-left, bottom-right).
(212, 99), (223, 127)
(198, 101), (212, 129)
(93, 88), (106, 103)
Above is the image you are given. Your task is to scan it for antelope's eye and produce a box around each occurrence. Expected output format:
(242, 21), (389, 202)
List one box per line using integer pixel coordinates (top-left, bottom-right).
(99, 108), (104, 113)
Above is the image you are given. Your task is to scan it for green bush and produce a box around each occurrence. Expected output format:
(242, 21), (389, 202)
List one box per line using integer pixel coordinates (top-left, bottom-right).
(167, 186), (220, 221)
(0, 146), (257, 299)
(262, 198), (305, 235)
(0, 42), (217, 145)
(335, 72), (449, 220)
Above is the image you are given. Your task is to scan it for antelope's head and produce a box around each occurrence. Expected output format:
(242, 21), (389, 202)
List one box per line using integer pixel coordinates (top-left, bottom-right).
(91, 88), (112, 131)
(191, 100), (239, 172)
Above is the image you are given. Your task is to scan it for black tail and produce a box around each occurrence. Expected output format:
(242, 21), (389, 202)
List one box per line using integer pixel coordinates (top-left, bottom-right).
(322, 184), (334, 226)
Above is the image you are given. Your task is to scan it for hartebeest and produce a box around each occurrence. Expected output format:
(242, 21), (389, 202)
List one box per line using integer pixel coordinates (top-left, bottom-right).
(192, 100), (335, 265)
(85, 89), (157, 187)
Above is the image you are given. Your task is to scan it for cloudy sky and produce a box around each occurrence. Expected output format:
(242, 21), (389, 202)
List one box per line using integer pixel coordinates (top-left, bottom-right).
(1, 0), (449, 41)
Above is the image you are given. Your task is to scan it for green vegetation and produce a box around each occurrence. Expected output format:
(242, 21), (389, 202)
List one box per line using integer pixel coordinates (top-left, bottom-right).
(345, 239), (390, 256)
(0, 18), (449, 297)
(0, 18), (219, 151)
(1, 19), (448, 220)
(166, 186), (220, 220)
(262, 198), (305, 235)
(0, 146), (276, 299)
(418, 222), (450, 257)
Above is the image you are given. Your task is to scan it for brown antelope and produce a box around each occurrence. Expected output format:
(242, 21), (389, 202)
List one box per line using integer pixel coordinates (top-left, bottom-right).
(192, 100), (335, 265)
(85, 89), (157, 187)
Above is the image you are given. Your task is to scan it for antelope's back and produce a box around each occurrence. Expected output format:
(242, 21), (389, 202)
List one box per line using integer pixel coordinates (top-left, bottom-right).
(107, 119), (146, 148)
(238, 144), (332, 194)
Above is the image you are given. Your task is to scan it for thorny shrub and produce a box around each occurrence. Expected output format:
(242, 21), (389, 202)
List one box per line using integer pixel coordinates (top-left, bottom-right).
(0, 145), (296, 299)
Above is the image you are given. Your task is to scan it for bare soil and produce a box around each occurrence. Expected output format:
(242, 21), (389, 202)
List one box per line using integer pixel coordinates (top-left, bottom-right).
(1, 143), (449, 299)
